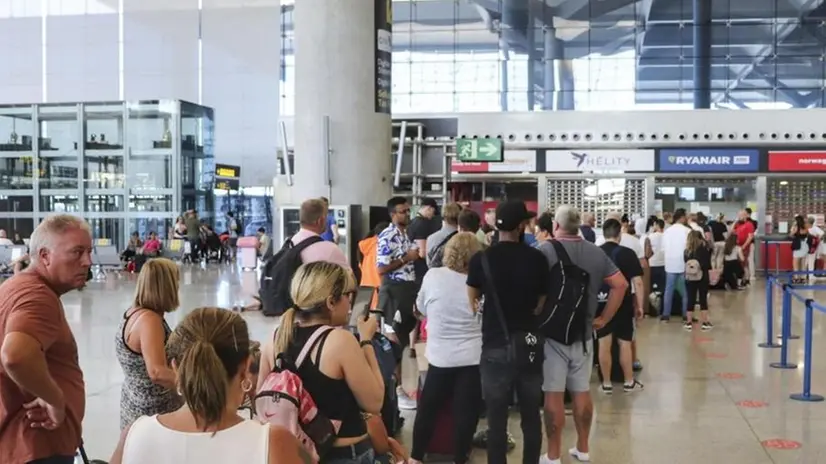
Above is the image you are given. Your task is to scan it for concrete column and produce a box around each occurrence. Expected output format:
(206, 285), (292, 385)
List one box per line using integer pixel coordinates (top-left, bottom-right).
(692, 0), (712, 109)
(292, 0), (392, 207)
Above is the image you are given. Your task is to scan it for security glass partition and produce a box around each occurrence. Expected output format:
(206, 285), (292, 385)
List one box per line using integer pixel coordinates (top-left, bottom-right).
(0, 100), (215, 250)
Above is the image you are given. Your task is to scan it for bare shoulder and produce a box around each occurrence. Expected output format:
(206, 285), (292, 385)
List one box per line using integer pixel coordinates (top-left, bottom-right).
(268, 426), (315, 464)
(326, 327), (359, 347)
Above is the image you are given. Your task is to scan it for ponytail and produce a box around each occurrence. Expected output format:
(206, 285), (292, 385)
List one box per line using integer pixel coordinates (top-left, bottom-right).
(273, 307), (297, 355)
(177, 340), (229, 432)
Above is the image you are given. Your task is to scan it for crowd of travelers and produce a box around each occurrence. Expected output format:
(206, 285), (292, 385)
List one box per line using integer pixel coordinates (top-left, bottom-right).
(0, 197), (779, 464)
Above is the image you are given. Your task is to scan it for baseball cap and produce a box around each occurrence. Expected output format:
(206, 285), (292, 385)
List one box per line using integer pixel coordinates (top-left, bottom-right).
(495, 200), (535, 231)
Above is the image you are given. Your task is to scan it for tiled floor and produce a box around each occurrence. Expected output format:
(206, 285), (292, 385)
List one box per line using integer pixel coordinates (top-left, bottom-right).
(74, 264), (826, 463)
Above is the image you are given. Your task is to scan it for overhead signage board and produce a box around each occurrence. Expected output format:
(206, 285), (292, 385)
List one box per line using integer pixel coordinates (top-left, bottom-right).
(658, 149), (759, 172)
(768, 151), (826, 172)
(452, 150), (535, 174)
(215, 178), (240, 191)
(374, 0), (392, 114)
(215, 163), (241, 179)
(545, 149), (655, 172)
(456, 138), (503, 162)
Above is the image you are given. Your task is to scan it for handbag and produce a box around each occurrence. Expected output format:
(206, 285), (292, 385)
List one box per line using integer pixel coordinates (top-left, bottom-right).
(480, 253), (544, 367)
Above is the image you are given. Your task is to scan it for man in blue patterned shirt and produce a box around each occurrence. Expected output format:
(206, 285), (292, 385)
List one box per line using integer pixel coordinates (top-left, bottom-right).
(376, 196), (420, 410)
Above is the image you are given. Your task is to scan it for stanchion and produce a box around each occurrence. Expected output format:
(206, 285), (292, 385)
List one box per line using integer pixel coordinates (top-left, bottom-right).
(790, 299), (825, 402)
(771, 285), (798, 369)
(759, 276), (781, 348)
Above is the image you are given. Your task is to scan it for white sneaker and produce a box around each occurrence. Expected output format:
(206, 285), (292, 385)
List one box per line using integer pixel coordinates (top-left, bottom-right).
(569, 447), (591, 462)
(539, 455), (562, 464)
(397, 387), (417, 410)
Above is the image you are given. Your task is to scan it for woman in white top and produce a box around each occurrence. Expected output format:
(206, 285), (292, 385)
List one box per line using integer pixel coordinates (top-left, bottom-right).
(410, 233), (483, 464)
(109, 307), (309, 464)
(645, 218), (666, 293)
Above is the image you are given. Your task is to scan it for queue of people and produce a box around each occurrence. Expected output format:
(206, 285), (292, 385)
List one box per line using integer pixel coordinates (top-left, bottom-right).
(0, 199), (781, 464)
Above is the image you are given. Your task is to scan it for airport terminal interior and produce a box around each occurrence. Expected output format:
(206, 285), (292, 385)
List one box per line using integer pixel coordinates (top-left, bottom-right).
(6, 0), (826, 463)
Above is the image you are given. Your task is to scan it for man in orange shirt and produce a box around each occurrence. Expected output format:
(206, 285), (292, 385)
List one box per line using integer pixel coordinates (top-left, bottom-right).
(0, 214), (93, 464)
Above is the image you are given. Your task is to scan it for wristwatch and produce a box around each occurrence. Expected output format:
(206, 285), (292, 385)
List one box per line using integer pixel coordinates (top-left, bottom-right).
(360, 340), (373, 348)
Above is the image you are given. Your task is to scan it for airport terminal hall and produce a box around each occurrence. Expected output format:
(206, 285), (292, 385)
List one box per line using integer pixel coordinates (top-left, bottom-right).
(8, 0), (826, 463)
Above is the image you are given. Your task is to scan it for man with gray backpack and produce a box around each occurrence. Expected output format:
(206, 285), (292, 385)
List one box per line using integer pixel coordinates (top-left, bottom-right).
(426, 202), (462, 269)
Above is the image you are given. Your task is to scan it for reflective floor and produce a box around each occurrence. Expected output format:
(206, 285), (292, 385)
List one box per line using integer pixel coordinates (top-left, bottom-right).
(75, 265), (826, 463)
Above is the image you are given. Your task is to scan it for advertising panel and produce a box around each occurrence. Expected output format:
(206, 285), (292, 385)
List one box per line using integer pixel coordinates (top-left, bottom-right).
(544, 149), (655, 172)
(768, 151), (826, 172)
(374, 0), (392, 114)
(658, 149), (759, 172)
(452, 150), (536, 174)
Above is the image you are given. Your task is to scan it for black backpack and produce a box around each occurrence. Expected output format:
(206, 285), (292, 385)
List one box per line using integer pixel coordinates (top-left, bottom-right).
(260, 235), (323, 317)
(537, 240), (591, 346)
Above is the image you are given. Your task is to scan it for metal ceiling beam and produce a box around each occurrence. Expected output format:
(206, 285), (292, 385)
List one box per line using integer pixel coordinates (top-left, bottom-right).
(710, 0), (821, 104)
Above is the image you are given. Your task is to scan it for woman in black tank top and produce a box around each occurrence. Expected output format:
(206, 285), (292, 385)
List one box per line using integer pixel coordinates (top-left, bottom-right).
(259, 261), (389, 463)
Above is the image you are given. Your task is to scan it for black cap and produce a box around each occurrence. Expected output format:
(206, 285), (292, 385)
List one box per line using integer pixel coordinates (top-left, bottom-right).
(496, 200), (535, 231)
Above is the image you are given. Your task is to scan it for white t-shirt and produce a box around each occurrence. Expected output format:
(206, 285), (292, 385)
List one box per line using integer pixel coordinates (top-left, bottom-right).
(689, 222), (704, 233)
(416, 267), (482, 368)
(646, 231), (665, 267)
(0, 238), (14, 246)
(620, 233), (645, 259)
(635, 218), (648, 237)
(663, 223), (691, 273)
(122, 415), (270, 464)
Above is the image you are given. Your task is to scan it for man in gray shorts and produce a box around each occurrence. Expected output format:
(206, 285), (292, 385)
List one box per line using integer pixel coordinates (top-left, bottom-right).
(536, 206), (629, 464)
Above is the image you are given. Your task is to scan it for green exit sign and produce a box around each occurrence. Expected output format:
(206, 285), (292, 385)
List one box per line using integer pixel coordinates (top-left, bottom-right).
(456, 138), (503, 162)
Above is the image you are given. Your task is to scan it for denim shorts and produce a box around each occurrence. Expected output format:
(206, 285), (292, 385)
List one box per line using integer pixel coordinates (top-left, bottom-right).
(322, 447), (378, 464)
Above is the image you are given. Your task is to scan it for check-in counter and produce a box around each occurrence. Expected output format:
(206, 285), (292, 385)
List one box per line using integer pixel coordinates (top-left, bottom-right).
(759, 235), (795, 274)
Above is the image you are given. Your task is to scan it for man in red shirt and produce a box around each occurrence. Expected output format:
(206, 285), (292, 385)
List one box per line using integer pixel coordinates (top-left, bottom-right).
(0, 214), (92, 463)
(733, 210), (755, 285)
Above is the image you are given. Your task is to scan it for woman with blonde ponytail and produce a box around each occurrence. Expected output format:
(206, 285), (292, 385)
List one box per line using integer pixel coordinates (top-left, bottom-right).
(109, 307), (312, 464)
(258, 261), (386, 463)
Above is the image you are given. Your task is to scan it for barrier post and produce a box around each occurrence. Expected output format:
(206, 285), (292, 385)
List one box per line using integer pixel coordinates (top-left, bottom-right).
(790, 299), (825, 402)
(771, 285), (797, 369)
(759, 276), (781, 348)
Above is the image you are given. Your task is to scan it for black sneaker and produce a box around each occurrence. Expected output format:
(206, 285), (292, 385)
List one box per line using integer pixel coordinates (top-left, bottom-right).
(624, 380), (644, 393)
(601, 384), (613, 395)
(683, 322), (693, 331)
(702, 322), (714, 331)
(660, 316), (670, 323)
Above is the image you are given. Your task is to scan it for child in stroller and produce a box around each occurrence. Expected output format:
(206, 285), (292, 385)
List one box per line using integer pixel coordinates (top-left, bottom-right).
(199, 225), (230, 263)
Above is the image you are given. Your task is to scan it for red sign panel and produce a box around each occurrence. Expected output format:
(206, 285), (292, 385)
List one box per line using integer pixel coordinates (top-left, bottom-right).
(451, 161), (488, 173)
(769, 151), (826, 172)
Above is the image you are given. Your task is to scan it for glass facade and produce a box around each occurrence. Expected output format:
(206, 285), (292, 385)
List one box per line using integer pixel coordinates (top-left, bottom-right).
(0, 100), (215, 249)
(279, 0), (824, 113)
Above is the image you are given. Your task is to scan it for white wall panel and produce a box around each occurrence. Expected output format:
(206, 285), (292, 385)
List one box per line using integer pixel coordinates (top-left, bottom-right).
(456, 110), (826, 147)
(201, 5), (280, 187)
(122, 9), (199, 102)
(46, 14), (118, 102)
(0, 17), (42, 103)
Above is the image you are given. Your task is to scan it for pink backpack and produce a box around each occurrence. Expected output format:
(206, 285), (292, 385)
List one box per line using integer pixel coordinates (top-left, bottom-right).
(254, 325), (341, 460)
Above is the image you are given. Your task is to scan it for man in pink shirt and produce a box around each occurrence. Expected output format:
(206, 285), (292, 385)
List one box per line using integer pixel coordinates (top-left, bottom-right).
(290, 199), (349, 268)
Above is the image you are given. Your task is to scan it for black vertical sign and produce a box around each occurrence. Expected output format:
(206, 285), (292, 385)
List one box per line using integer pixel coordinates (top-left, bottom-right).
(375, 0), (392, 114)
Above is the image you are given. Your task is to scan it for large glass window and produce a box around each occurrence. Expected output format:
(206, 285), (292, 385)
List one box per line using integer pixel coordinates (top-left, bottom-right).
(280, 0), (826, 111)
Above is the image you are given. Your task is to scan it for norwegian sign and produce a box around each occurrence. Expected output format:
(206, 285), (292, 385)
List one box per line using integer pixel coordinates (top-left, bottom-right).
(545, 149), (655, 172)
(659, 149), (759, 172)
(452, 150), (535, 174)
(456, 138), (503, 162)
(374, 0), (392, 114)
(768, 151), (826, 172)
